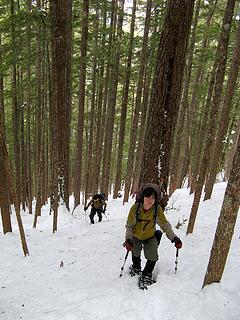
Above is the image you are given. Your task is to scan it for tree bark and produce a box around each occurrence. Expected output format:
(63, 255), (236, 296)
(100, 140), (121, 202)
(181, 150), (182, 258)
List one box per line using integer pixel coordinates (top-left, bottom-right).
(131, 58), (153, 196)
(0, 125), (29, 255)
(202, 131), (240, 287)
(113, 0), (136, 199)
(91, 5), (107, 195)
(123, 0), (152, 203)
(188, 0), (217, 194)
(26, 0), (33, 214)
(189, 63), (217, 195)
(64, 0), (72, 209)
(0, 36), (6, 141)
(84, 6), (99, 204)
(101, 0), (124, 195)
(0, 36), (11, 231)
(169, 0), (201, 195)
(73, 0), (89, 209)
(11, 0), (21, 211)
(0, 118), (12, 234)
(50, 0), (72, 231)
(204, 21), (240, 200)
(224, 118), (240, 180)
(140, 0), (195, 187)
(187, 0), (236, 235)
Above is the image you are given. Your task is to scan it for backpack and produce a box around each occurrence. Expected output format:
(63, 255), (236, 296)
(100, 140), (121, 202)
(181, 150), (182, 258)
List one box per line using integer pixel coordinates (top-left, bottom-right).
(98, 192), (107, 201)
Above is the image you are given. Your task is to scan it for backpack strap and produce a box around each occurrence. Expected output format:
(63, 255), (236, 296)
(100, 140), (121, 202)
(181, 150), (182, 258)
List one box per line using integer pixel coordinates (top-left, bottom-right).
(135, 202), (141, 221)
(135, 203), (158, 223)
(153, 204), (158, 223)
(99, 197), (104, 208)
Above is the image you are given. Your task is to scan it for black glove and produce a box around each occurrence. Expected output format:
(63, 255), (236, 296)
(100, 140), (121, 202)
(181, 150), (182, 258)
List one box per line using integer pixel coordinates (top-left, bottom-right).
(123, 239), (133, 251)
(102, 208), (106, 213)
(84, 207), (87, 212)
(172, 237), (182, 249)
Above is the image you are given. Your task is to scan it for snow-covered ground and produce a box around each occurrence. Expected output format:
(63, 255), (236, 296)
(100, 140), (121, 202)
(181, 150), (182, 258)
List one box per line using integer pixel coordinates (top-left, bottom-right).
(0, 182), (239, 320)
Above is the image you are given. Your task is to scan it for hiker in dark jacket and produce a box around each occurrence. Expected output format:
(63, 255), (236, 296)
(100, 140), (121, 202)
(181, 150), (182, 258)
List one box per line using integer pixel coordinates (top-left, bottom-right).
(84, 194), (107, 224)
(124, 184), (182, 287)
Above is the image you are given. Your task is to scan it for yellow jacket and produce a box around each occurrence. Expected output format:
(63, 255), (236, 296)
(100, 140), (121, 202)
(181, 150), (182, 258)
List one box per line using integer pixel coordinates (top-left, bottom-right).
(125, 203), (176, 241)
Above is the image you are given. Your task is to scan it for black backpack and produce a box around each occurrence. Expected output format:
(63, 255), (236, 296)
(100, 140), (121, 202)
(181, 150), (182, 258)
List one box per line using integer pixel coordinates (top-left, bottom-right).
(98, 192), (107, 201)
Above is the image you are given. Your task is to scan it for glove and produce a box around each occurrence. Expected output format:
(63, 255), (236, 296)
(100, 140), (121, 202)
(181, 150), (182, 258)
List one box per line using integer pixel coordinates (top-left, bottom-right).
(84, 207), (87, 212)
(172, 237), (182, 249)
(123, 239), (133, 251)
(102, 208), (106, 213)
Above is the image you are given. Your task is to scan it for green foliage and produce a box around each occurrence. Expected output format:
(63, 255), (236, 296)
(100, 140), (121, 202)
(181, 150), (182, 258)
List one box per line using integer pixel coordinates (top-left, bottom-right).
(1, 0), (240, 197)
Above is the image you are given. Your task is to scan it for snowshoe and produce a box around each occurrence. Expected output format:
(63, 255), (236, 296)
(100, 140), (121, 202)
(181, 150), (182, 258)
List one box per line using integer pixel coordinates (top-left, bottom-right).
(138, 273), (156, 290)
(129, 265), (141, 277)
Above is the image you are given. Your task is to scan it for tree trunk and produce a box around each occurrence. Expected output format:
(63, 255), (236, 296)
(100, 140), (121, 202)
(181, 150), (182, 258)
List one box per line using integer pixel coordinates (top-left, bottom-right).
(73, 0), (89, 209)
(19, 75), (27, 211)
(26, 0), (33, 214)
(131, 58), (153, 196)
(113, 0), (136, 199)
(204, 21), (240, 200)
(202, 131), (240, 287)
(91, 6), (107, 195)
(224, 118), (240, 180)
(84, 7), (99, 202)
(188, 0), (217, 135)
(50, 0), (72, 232)
(0, 125), (29, 255)
(140, 0), (195, 187)
(33, 98), (45, 228)
(0, 36), (11, 232)
(11, 0), (21, 211)
(97, 3), (117, 195)
(123, 0), (152, 203)
(0, 36), (6, 141)
(63, 0), (72, 209)
(186, 0), (236, 235)
(169, 0), (201, 195)
(188, 0), (217, 194)
(101, 0), (124, 195)
(189, 66), (217, 195)
(0, 119), (12, 234)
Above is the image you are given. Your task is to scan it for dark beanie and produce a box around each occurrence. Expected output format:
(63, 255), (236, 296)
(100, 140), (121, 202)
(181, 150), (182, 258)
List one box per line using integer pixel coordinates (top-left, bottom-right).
(142, 188), (157, 198)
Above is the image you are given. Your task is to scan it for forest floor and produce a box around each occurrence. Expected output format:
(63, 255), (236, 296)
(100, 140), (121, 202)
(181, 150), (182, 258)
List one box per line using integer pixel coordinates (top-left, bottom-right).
(0, 182), (239, 320)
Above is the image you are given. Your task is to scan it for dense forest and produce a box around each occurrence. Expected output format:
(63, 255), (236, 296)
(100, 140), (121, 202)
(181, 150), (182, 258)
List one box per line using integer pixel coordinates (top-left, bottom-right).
(0, 0), (240, 274)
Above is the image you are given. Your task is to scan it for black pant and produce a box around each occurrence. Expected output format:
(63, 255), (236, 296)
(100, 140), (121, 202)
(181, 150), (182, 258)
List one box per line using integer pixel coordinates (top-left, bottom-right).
(132, 255), (156, 275)
(89, 207), (102, 224)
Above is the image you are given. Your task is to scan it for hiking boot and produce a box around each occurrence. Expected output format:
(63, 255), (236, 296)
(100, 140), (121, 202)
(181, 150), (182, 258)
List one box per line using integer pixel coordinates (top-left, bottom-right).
(129, 265), (141, 277)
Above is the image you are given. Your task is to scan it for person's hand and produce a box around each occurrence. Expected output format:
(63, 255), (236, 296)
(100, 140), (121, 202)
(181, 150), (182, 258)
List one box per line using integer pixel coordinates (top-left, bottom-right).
(84, 207), (87, 212)
(123, 239), (133, 251)
(172, 237), (182, 249)
(102, 208), (106, 213)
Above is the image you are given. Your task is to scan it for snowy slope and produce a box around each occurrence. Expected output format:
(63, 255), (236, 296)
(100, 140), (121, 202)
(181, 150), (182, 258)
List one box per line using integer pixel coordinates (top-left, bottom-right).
(0, 182), (239, 320)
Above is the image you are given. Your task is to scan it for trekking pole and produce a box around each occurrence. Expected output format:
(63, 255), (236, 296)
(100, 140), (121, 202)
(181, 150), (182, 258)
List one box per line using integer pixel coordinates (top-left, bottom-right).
(119, 250), (130, 278)
(175, 248), (179, 274)
(84, 208), (90, 225)
(103, 211), (109, 221)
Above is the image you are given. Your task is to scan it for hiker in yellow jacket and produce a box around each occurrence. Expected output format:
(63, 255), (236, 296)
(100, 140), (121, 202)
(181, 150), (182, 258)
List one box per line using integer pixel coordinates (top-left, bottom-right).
(124, 184), (182, 287)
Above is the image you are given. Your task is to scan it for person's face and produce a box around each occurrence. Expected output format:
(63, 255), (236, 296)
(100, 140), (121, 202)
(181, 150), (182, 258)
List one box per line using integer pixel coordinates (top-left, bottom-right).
(143, 194), (155, 210)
